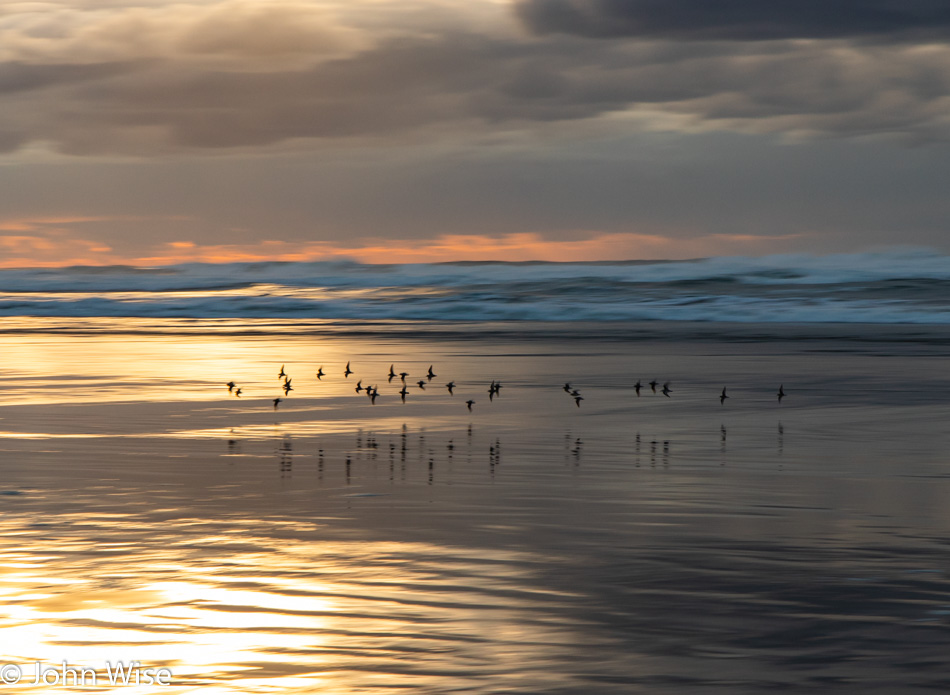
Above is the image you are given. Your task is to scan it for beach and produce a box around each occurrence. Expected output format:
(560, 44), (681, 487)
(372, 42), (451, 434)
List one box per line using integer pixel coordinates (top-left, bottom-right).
(0, 318), (948, 693)
(5, 0), (950, 687)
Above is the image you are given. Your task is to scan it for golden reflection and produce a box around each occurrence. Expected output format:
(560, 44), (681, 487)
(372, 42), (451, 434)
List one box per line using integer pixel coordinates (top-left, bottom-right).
(0, 513), (569, 694)
(0, 322), (589, 692)
(0, 328), (403, 409)
(0, 324), (524, 440)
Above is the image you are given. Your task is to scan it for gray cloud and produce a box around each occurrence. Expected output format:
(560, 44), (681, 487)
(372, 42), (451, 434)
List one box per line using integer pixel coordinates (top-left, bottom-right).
(1, 1), (950, 156)
(515, 0), (950, 41)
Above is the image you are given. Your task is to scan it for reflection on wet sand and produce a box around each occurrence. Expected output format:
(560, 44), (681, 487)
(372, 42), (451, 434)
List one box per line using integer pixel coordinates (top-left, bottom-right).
(0, 512), (592, 693)
(1, 323), (950, 692)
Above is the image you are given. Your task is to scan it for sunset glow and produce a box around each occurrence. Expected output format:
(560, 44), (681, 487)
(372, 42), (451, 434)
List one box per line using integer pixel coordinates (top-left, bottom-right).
(1, 0), (948, 265)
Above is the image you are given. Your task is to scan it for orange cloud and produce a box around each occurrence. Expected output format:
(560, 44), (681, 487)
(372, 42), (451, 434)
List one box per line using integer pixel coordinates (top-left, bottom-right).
(129, 232), (806, 266)
(0, 226), (808, 268)
(0, 216), (119, 233)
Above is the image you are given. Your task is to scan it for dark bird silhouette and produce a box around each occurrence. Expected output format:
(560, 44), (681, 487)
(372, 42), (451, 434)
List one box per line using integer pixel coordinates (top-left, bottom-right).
(399, 372), (408, 383)
(563, 383), (571, 393)
(446, 381), (455, 394)
(388, 364), (396, 382)
(316, 367), (324, 379)
(273, 397), (281, 410)
(427, 365), (436, 380)
(355, 380), (363, 393)
(466, 400), (475, 411)
(574, 396), (583, 407)
(570, 389), (580, 397)
(417, 380), (426, 390)
(720, 387), (729, 405)
(278, 365), (286, 379)
(227, 381), (236, 393)
(650, 380), (658, 393)
(634, 380), (641, 396)
(399, 386), (408, 403)
(283, 380), (293, 395)
(369, 390), (378, 405)
(662, 382), (672, 397)
(778, 385), (785, 403)
(344, 362), (353, 378)
(234, 388), (242, 397)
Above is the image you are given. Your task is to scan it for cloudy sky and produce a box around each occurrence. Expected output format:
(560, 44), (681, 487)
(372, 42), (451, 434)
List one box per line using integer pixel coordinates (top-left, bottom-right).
(1, 0), (949, 266)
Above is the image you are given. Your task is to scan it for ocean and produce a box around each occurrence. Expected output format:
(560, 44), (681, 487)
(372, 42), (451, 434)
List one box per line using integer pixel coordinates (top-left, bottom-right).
(0, 252), (948, 693)
(3, 250), (950, 323)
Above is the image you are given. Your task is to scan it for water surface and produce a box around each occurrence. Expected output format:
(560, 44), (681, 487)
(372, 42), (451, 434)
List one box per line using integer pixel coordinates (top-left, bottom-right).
(0, 320), (948, 693)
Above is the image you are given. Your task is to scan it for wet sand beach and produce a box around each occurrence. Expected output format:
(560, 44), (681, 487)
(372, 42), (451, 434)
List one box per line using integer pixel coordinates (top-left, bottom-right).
(1, 319), (950, 693)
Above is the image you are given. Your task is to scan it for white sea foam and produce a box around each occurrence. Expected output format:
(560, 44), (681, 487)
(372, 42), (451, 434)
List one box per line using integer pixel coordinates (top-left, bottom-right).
(0, 250), (948, 323)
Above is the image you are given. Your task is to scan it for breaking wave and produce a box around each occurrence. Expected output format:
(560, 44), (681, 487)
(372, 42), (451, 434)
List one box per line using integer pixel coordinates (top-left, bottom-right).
(1, 250), (950, 323)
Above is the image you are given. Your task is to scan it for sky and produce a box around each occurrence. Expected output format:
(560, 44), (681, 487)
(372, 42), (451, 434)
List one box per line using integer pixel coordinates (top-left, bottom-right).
(1, 0), (949, 266)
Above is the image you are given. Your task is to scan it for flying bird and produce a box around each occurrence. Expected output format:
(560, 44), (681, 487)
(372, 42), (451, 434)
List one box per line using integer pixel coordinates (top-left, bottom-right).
(778, 385), (785, 403)
(388, 364), (396, 382)
(427, 365), (436, 380)
(344, 362), (353, 378)
(563, 383), (571, 393)
(574, 396), (583, 407)
(634, 380), (641, 396)
(355, 380), (363, 393)
(446, 381), (455, 394)
(234, 388), (242, 397)
(316, 367), (324, 379)
(417, 380), (426, 390)
(720, 387), (729, 405)
(662, 382), (672, 397)
(227, 381), (236, 393)
(650, 380), (658, 393)
(278, 365), (286, 379)
(273, 397), (281, 410)
(466, 400), (475, 411)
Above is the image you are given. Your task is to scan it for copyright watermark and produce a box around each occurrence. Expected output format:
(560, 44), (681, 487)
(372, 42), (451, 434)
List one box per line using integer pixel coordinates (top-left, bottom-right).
(0, 661), (172, 687)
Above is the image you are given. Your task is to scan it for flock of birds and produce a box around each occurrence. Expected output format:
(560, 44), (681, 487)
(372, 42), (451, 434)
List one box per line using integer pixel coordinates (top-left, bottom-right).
(226, 362), (493, 411)
(224, 363), (789, 410)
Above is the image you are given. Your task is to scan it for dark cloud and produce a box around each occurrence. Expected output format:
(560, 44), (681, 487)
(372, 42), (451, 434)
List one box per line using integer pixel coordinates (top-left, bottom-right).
(0, 61), (135, 95)
(1, 2), (950, 156)
(515, 0), (950, 41)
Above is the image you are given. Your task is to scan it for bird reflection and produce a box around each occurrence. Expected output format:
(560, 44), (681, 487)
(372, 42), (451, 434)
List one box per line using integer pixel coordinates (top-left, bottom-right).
(278, 435), (292, 477)
(720, 424), (727, 464)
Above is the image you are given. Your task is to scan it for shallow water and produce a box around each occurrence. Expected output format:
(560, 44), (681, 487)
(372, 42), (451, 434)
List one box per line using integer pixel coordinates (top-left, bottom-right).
(0, 320), (949, 693)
